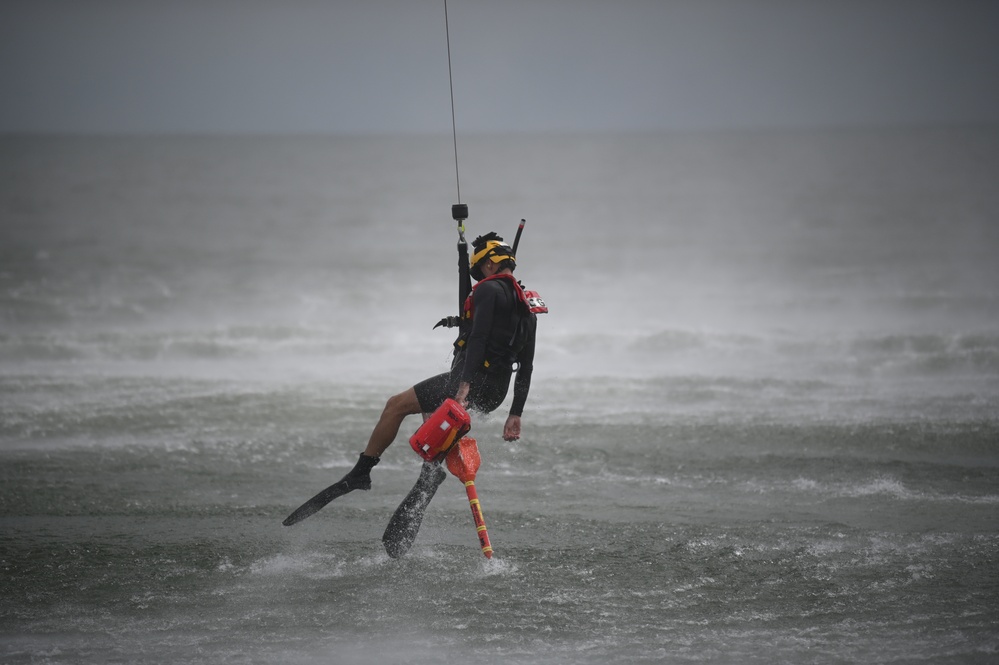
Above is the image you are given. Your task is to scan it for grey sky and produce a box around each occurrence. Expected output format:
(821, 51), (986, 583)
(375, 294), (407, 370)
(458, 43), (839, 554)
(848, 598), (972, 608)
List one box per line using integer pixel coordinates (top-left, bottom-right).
(2, 0), (998, 134)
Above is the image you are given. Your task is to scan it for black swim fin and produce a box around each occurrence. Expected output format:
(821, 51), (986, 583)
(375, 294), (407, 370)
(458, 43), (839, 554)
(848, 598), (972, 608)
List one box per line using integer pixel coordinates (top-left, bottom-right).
(382, 461), (448, 558)
(282, 453), (379, 526)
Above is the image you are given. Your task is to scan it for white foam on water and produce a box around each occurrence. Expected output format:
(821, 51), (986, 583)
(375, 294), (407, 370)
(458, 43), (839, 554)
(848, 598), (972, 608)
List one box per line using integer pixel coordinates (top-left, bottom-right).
(479, 555), (518, 577)
(249, 552), (346, 579)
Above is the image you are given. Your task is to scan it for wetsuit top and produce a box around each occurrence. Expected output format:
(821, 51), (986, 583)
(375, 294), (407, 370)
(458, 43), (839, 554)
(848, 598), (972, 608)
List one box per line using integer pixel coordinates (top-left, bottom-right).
(457, 274), (537, 417)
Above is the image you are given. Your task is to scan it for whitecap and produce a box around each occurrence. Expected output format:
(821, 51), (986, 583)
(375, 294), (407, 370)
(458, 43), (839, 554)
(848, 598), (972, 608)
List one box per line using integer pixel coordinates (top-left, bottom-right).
(480, 555), (518, 576)
(248, 552), (345, 579)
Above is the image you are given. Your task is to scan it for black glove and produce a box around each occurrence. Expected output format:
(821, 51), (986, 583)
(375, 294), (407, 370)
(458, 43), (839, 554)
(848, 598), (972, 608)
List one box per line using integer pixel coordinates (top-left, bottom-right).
(434, 316), (460, 329)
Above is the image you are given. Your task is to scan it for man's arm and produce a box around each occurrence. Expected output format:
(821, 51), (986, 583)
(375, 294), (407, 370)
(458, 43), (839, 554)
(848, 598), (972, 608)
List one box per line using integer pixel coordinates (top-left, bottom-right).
(507, 315), (536, 423)
(503, 338), (532, 441)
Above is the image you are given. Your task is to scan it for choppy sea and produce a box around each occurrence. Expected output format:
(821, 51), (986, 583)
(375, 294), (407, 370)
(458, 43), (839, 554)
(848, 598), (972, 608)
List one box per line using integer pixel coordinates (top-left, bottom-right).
(2, 129), (998, 663)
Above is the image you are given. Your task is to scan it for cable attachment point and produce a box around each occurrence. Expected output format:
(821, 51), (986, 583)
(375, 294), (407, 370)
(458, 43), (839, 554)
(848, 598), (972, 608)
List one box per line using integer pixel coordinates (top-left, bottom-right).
(453, 203), (469, 242)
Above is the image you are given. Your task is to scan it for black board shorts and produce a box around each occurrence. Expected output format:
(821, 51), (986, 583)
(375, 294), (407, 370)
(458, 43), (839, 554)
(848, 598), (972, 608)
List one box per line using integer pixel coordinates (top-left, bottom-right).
(413, 367), (511, 415)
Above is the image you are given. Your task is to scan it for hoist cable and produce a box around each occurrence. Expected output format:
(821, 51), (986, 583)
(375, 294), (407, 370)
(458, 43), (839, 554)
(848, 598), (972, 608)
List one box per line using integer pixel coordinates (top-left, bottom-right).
(444, 0), (461, 206)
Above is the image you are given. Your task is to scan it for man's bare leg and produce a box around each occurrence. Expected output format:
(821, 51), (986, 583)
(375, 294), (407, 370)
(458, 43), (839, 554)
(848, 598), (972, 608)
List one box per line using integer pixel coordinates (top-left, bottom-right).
(281, 387), (426, 526)
(363, 387), (423, 458)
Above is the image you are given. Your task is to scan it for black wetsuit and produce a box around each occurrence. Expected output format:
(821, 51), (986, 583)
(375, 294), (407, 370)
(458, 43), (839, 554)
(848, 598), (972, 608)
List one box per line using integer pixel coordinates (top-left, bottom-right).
(414, 275), (536, 416)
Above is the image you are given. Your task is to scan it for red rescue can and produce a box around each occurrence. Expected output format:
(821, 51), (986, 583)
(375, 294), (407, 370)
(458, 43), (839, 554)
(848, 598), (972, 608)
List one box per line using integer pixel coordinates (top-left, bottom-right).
(409, 398), (472, 462)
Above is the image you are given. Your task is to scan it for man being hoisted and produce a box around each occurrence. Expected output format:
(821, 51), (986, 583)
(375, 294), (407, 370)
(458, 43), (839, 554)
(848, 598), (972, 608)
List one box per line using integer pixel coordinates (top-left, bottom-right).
(298, 231), (543, 505)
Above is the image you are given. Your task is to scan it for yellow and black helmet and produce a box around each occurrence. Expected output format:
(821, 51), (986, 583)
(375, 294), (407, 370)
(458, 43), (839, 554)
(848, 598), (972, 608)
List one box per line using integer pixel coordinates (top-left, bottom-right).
(470, 232), (516, 280)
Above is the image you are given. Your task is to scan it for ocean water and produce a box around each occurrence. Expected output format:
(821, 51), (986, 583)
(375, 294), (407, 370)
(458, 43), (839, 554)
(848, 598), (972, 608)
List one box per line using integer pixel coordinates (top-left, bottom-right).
(2, 129), (998, 664)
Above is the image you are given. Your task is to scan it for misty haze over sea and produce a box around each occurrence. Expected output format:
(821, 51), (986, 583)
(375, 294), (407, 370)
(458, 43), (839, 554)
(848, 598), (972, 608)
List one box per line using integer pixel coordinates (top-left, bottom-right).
(2, 127), (997, 663)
